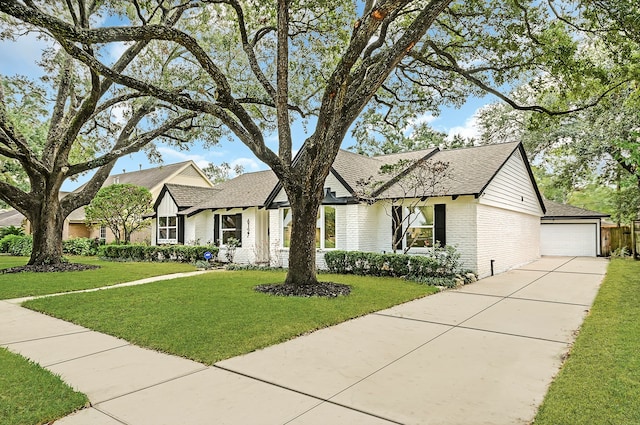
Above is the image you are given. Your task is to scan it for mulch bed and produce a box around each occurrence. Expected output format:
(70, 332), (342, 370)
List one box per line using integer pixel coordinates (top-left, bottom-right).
(0, 263), (100, 274)
(255, 282), (351, 298)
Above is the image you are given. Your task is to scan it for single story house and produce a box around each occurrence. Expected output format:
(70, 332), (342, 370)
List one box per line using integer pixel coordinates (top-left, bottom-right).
(541, 200), (609, 256)
(151, 142), (547, 278)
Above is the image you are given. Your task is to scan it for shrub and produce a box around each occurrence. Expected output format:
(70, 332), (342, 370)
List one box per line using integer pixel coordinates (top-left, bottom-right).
(0, 234), (33, 256)
(0, 225), (24, 239)
(324, 244), (472, 287)
(98, 244), (219, 263)
(63, 238), (101, 256)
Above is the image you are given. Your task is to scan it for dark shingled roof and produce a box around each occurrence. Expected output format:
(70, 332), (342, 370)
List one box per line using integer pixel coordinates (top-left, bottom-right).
(164, 184), (220, 208)
(265, 142), (541, 207)
(375, 142), (522, 199)
(331, 148), (438, 193)
(177, 170), (279, 215)
(74, 161), (205, 192)
(543, 199), (609, 218)
(161, 142), (543, 214)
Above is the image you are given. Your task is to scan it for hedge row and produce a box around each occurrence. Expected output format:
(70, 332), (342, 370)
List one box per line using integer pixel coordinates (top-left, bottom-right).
(0, 234), (32, 256)
(0, 236), (104, 257)
(324, 246), (470, 287)
(99, 244), (219, 263)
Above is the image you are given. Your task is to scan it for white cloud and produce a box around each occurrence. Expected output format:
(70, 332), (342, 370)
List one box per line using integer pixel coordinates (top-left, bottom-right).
(410, 113), (438, 127)
(110, 103), (129, 125)
(404, 112), (439, 136)
(230, 157), (261, 172)
(446, 114), (480, 141)
(0, 33), (57, 78)
(157, 147), (210, 169)
(108, 41), (134, 63)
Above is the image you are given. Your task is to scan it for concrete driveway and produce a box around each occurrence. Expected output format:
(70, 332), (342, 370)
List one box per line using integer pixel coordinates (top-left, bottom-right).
(1, 256), (608, 425)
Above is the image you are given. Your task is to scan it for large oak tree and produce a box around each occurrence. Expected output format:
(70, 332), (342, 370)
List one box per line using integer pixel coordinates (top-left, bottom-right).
(0, 2), (217, 266)
(0, 0), (631, 285)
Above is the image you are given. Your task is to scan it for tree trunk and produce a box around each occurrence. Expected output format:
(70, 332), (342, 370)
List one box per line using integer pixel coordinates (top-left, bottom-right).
(28, 197), (66, 265)
(284, 188), (323, 288)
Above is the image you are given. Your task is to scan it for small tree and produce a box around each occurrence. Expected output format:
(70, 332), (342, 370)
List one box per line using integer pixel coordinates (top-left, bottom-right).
(203, 162), (245, 184)
(357, 158), (450, 254)
(85, 184), (153, 244)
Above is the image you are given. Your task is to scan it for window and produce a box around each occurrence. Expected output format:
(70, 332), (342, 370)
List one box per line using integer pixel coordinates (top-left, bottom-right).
(158, 216), (177, 242)
(321, 206), (336, 249)
(221, 214), (241, 245)
(99, 226), (107, 242)
(282, 206), (336, 249)
(283, 208), (293, 248)
(405, 206), (434, 248)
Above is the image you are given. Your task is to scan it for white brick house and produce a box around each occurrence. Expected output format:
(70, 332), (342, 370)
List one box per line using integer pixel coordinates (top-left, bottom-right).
(151, 142), (546, 278)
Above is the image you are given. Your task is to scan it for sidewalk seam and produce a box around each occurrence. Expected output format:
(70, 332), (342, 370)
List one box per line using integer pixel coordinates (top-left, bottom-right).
(92, 365), (209, 405)
(212, 364), (404, 425)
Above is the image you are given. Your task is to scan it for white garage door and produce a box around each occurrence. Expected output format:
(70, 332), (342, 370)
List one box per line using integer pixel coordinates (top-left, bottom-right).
(540, 223), (598, 256)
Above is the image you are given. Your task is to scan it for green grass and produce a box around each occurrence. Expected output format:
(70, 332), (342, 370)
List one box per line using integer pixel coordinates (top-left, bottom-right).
(23, 271), (438, 364)
(0, 256), (196, 299)
(0, 348), (88, 425)
(534, 258), (640, 424)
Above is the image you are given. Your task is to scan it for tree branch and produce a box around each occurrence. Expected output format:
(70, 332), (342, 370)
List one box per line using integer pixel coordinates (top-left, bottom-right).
(276, 0), (292, 164)
(415, 41), (632, 116)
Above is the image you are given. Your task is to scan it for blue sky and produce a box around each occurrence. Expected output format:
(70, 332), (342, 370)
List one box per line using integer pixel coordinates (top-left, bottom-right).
(0, 32), (496, 191)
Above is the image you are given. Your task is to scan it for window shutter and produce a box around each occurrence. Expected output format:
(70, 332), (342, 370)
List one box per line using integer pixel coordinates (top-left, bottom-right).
(214, 214), (220, 245)
(235, 213), (242, 245)
(392, 205), (403, 251)
(434, 204), (446, 246)
(178, 216), (185, 244)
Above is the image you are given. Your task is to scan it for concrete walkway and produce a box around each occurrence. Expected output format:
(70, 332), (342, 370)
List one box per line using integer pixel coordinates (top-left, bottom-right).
(0, 257), (608, 425)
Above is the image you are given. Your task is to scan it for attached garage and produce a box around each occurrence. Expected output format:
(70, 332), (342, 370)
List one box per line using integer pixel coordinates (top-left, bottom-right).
(541, 200), (609, 257)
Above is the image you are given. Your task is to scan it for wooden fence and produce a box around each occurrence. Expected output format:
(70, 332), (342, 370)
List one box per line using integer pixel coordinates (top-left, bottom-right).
(601, 226), (633, 257)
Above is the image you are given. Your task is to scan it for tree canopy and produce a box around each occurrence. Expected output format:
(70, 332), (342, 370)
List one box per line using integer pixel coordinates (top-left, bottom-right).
(0, 2), (219, 266)
(1, 0), (636, 284)
(85, 183), (153, 244)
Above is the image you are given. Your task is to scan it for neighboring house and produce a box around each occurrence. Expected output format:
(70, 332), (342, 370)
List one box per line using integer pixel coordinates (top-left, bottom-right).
(7, 160), (214, 243)
(0, 209), (25, 228)
(541, 200), (609, 257)
(152, 142), (547, 278)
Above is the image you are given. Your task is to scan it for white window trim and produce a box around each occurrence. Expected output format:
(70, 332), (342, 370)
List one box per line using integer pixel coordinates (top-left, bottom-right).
(158, 215), (178, 244)
(281, 206), (337, 250)
(219, 213), (242, 247)
(403, 205), (434, 251)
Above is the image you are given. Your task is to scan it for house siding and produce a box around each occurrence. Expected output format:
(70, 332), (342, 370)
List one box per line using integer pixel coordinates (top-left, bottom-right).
(443, 196), (479, 274)
(480, 149), (542, 216)
(325, 172), (352, 197)
(344, 203), (382, 253)
(184, 210), (214, 245)
(475, 203), (540, 278)
(156, 194), (178, 244)
(168, 166), (212, 188)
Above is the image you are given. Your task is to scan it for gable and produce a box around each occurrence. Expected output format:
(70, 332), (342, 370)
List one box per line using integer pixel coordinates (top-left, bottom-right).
(479, 148), (544, 216)
(269, 171), (353, 206)
(167, 164), (213, 188)
(157, 191), (178, 216)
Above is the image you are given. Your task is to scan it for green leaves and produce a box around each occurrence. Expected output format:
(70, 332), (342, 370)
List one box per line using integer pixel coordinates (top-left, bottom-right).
(85, 184), (153, 244)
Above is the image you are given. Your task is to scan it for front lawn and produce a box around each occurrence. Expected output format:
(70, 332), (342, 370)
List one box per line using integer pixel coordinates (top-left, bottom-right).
(534, 258), (640, 424)
(0, 256), (196, 299)
(23, 271), (438, 364)
(0, 348), (88, 425)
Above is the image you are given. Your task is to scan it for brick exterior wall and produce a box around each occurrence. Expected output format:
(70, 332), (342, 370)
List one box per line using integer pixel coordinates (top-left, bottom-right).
(475, 204), (540, 278)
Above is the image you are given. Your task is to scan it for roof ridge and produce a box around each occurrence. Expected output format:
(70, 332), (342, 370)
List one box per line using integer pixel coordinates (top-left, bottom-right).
(111, 160), (192, 177)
